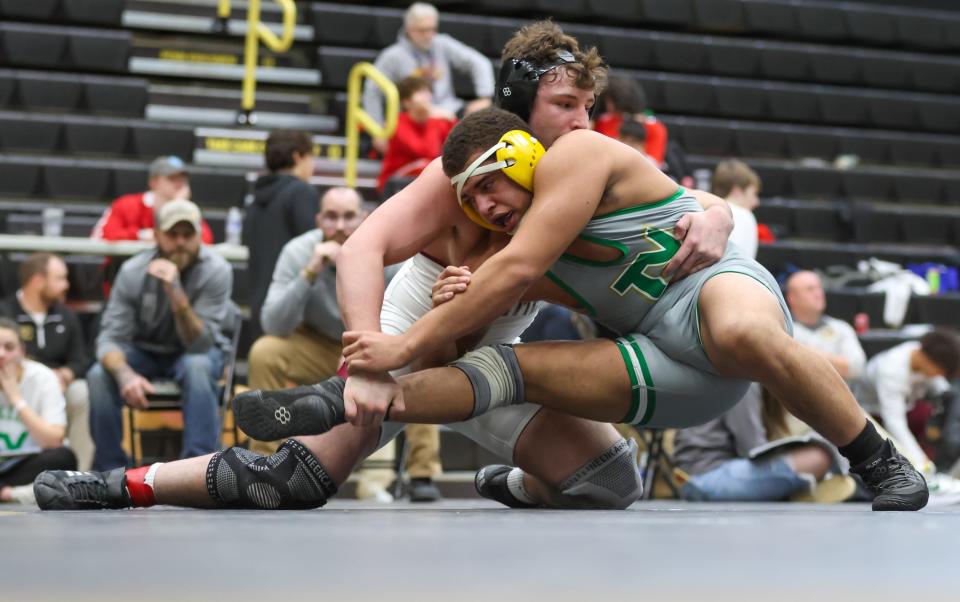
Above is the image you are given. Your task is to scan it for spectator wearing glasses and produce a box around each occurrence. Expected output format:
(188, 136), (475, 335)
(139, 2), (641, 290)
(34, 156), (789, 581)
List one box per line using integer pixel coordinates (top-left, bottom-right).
(248, 187), (370, 400)
(246, 188), (443, 502)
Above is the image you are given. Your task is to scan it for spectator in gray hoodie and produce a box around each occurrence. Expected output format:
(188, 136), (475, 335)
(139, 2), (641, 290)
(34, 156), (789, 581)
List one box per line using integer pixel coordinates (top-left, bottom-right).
(362, 2), (494, 153)
(87, 200), (232, 470)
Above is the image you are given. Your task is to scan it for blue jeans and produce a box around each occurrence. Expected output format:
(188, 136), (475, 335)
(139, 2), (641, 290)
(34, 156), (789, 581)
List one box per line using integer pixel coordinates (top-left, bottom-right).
(88, 345), (224, 470)
(680, 456), (811, 502)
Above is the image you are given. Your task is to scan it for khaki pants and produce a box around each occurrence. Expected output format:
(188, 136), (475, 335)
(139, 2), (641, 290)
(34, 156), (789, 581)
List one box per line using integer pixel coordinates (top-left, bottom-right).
(246, 326), (342, 455)
(405, 423), (441, 479)
(65, 379), (94, 471)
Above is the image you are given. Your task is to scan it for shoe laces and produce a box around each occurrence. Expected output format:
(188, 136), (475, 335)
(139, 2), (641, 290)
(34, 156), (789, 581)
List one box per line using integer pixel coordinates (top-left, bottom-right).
(66, 476), (109, 507)
(869, 454), (921, 490)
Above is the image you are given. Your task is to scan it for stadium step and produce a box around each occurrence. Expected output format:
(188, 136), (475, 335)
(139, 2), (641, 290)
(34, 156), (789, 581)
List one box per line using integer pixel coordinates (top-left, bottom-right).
(128, 33), (321, 86)
(757, 239), (960, 276)
(122, 0), (315, 42)
(145, 83), (337, 131)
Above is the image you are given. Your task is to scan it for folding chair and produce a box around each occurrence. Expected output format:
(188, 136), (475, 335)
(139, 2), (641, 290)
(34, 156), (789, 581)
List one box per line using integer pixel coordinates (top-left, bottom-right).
(636, 428), (682, 500)
(126, 302), (243, 465)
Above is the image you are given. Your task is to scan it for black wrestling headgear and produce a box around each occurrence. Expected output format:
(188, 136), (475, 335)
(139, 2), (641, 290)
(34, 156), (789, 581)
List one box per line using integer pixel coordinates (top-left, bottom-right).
(495, 49), (578, 122)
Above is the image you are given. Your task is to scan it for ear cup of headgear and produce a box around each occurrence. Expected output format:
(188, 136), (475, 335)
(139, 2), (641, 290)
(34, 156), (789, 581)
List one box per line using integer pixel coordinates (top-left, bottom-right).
(495, 50), (578, 123)
(496, 130), (544, 192)
(496, 59), (537, 122)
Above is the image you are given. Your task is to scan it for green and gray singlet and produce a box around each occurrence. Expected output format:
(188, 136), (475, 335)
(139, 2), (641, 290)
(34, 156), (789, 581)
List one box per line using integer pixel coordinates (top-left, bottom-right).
(546, 188), (792, 426)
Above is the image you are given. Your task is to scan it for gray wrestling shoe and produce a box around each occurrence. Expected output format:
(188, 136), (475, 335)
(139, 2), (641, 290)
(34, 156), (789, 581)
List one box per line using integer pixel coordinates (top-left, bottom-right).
(232, 377), (347, 441)
(34, 468), (131, 510)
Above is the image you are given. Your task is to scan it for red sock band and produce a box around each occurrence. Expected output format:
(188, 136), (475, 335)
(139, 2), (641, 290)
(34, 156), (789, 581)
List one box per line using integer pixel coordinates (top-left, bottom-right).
(125, 466), (157, 507)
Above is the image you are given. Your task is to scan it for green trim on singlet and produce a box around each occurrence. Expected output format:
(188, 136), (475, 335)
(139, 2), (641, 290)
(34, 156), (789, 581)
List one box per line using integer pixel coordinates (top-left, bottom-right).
(591, 187), (685, 222)
(616, 339), (642, 424)
(627, 335), (657, 425)
(545, 270), (596, 316)
(559, 233), (630, 267)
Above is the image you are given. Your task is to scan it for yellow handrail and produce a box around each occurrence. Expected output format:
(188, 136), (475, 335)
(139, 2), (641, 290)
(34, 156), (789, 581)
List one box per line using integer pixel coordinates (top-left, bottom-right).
(345, 63), (399, 187)
(217, 0), (297, 121)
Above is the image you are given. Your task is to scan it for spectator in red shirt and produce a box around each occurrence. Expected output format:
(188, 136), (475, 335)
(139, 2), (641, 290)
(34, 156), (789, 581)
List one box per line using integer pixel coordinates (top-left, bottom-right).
(593, 76), (667, 166)
(92, 156), (214, 244)
(376, 76), (456, 194)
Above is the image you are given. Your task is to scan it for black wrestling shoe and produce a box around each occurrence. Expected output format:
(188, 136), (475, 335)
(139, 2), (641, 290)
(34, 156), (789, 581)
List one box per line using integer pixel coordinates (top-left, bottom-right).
(232, 377), (347, 441)
(475, 465), (537, 509)
(409, 477), (442, 502)
(850, 439), (929, 511)
(34, 468), (131, 510)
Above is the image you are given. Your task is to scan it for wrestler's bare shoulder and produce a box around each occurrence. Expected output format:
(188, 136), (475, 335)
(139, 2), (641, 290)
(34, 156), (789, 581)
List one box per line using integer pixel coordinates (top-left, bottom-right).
(406, 158), (495, 265)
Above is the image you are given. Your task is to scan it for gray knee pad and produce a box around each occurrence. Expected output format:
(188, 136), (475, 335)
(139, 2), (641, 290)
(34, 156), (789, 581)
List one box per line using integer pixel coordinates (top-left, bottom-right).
(449, 344), (525, 418)
(555, 438), (643, 510)
(205, 439), (337, 509)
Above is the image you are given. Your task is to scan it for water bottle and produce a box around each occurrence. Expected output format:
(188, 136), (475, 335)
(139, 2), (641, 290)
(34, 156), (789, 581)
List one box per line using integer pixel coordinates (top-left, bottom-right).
(42, 207), (64, 237)
(225, 206), (243, 246)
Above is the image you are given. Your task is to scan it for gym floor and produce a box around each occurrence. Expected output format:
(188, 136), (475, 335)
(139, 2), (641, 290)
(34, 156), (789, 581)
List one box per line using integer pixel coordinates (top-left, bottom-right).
(3, 499), (956, 601)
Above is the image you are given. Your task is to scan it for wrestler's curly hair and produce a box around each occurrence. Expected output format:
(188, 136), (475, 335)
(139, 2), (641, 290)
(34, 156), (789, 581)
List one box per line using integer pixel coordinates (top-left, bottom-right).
(501, 20), (608, 95)
(441, 108), (532, 178)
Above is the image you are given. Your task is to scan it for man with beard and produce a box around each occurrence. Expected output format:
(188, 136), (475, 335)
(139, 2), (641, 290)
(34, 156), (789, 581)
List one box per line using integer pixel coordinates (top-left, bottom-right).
(86, 200), (232, 471)
(0, 253), (93, 469)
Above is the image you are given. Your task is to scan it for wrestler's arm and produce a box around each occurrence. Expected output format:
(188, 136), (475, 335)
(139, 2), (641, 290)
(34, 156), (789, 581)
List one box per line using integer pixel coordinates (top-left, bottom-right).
(663, 188), (733, 279)
(336, 158), (461, 331)
(393, 137), (609, 361)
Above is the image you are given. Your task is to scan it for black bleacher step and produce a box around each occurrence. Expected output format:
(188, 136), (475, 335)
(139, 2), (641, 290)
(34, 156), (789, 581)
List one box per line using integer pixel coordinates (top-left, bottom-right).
(0, 109), (195, 159)
(129, 36), (320, 86)
(303, 4), (960, 94)
(315, 46), (378, 90)
(688, 154), (960, 205)
(1, 68), (148, 116)
(309, 2), (399, 47)
(0, 154), (248, 206)
(146, 104), (338, 132)
(662, 114), (960, 169)
(634, 68), (960, 134)
(124, 0), (314, 41)
(147, 84), (319, 119)
(0, 22), (131, 73)
(757, 240), (960, 276)
(0, 0), (58, 20)
(756, 198), (960, 245)
(5, 213), (99, 238)
(149, 78), (338, 133)
(0, 0), (123, 26)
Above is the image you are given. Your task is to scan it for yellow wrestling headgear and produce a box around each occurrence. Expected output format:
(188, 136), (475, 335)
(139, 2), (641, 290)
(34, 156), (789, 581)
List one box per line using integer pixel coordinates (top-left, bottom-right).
(450, 129), (545, 231)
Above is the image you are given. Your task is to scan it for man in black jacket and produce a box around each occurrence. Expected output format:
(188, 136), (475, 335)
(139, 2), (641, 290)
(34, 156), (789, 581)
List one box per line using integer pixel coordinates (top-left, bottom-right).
(0, 253), (93, 469)
(242, 130), (319, 340)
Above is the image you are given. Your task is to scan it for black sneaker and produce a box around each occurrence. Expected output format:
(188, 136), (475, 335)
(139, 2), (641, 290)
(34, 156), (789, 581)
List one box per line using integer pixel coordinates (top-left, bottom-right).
(409, 477), (442, 502)
(850, 439), (929, 511)
(475, 465), (537, 509)
(232, 377), (346, 441)
(34, 468), (131, 511)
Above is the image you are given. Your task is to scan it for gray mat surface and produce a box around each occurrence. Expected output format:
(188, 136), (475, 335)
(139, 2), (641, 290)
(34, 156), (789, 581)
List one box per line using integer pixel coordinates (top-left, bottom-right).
(2, 499), (956, 601)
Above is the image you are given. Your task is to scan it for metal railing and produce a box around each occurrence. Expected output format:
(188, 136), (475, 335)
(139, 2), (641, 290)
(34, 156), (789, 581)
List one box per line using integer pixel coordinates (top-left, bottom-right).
(345, 62), (398, 187)
(217, 0), (296, 124)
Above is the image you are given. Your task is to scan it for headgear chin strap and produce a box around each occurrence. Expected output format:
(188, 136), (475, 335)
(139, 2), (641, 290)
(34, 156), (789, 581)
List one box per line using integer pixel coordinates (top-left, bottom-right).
(450, 130), (545, 231)
(496, 49), (578, 122)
